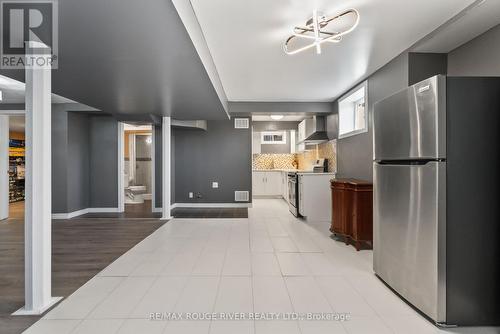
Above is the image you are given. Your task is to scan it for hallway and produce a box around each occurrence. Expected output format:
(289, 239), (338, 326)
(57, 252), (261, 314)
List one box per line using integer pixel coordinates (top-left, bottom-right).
(22, 199), (451, 334)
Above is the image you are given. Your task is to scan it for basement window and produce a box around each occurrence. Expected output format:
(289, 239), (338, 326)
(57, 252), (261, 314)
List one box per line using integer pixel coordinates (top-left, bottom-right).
(261, 131), (286, 144)
(338, 81), (368, 139)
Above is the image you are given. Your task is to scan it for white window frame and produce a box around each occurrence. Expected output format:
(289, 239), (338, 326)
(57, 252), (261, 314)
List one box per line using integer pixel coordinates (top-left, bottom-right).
(338, 81), (369, 139)
(261, 131), (287, 144)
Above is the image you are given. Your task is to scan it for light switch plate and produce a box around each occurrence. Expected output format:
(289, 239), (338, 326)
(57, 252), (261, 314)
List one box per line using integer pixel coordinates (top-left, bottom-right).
(189, 192), (193, 198)
(212, 182), (219, 189)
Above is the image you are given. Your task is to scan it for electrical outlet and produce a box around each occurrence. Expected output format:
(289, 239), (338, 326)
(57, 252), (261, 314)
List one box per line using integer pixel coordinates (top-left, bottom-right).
(196, 192), (202, 199)
(212, 182), (219, 189)
(189, 192), (193, 198)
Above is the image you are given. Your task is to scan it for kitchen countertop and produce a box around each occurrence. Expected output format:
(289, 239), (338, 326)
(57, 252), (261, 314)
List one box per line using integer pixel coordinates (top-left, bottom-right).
(252, 169), (336, 175)
(252, 169), (303, 172)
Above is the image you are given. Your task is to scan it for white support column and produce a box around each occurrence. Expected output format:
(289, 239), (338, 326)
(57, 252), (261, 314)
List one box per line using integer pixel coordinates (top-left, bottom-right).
(0, 115), (8, 221)
(161, 117), (172, 220)
(13, 46), (61, 315)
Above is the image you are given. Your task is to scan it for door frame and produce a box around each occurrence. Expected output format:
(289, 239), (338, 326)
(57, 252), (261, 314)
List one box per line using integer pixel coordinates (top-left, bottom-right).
(0, 110), (26, 220)
(151, 128), (157, 212)
(117, 122), (125, 212)
(117, 123), (156, 214)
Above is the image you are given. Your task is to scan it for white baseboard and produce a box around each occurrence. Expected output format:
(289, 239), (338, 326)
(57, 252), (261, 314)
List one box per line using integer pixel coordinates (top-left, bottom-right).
(88, 207), (121, 213)
(52, 208), (89, 220)
(52, 207), (121, 219)
(171, 203), (252, 208)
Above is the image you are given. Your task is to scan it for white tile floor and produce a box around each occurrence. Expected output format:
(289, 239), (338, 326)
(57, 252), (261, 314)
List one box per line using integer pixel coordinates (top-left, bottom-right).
(25, 199), (499, 334)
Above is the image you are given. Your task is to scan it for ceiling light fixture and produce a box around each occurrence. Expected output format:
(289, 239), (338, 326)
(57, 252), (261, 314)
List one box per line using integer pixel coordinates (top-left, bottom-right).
(270, 115), (284, 120)
(284, 8), (360, 55)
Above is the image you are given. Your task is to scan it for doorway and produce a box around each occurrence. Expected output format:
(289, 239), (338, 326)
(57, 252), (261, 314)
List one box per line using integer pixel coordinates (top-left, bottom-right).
(0, 115), (25, 222)
(121, 123), (158, 218)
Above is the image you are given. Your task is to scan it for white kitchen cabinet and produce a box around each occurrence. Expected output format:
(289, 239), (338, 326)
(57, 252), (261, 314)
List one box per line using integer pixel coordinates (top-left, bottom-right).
(266, 172), (282, 195)
(298, 120), (306, 142)
(252, 132), (261, 154)
(298, 173), (335, 222)
(252, 171), (267, 196)
(290, 130), (296, 154)
(252, 171), (282, 197)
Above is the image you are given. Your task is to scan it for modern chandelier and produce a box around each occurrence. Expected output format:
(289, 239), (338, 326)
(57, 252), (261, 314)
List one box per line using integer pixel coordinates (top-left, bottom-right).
(283, 8), (360, 55)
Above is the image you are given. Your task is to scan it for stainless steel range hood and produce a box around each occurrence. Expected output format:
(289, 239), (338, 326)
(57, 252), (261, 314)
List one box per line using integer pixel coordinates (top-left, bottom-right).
(301, 116), (329, 144)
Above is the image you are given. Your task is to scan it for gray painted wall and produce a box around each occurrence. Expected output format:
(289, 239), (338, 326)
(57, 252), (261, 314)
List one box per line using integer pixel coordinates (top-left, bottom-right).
(52, 107), (69, 213)
(252, 121), (300, 131)
(326, 113), (338, 140)
(448, 24), (500, 76)
(52, 110), (119, 213)
(408, 53), (447, 86)
(332, 52), (409, 181)
(173, 120), (252, 203)
(89, 116), (118, 208)
(67, 112), (90, 212)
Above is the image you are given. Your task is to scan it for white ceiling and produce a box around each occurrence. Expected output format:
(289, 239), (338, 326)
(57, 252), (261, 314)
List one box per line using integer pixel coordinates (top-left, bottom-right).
(190, 0), (475, 102)
(252, 115), (305, 122)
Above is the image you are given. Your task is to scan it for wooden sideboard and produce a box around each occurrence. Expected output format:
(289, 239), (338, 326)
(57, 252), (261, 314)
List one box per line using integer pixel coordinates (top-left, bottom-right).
(330, 179), (373, 251)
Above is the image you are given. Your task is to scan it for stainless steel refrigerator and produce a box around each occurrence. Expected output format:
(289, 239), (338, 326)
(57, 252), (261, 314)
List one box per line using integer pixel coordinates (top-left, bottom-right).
(373, 75), (500, 327)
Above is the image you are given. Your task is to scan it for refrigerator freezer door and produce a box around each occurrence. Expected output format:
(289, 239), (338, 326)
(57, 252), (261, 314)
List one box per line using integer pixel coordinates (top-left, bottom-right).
(373, 76), (446, 160)
(373, 161), (446, 323)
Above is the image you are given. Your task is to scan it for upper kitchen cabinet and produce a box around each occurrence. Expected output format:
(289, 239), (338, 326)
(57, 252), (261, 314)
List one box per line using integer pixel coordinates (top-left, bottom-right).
(252, 132), (261, 154)
(298, 120), (306, 142)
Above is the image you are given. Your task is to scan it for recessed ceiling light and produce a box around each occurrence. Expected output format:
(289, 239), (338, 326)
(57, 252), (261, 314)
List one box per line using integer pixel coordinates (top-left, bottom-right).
(270, 115), (284, 120)
(284, 8), (360, 55)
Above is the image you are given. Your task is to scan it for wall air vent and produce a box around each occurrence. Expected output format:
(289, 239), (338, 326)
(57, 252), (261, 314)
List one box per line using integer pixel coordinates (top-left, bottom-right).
(235, 191), (249, 202)
(234, 118), (250, 129)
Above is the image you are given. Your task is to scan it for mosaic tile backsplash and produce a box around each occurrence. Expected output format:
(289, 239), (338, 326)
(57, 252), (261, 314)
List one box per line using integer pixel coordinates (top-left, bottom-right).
(252, 154), (297, 170)
(252, 140), (337, 172)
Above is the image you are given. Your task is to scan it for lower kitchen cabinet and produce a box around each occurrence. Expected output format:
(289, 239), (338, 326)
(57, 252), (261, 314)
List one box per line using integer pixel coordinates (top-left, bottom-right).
(330, 179), (373, 251)
(298, 173), (335, 222)
(252, 171), (282, 196)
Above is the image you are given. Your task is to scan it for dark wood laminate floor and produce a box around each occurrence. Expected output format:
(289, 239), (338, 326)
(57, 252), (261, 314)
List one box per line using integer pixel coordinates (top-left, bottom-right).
(0, 216), (165, 334)
(171, 207), (248, 218)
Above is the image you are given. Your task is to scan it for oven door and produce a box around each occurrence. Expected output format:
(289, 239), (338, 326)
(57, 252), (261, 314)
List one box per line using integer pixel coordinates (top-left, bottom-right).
(288, 176), (298, 216)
